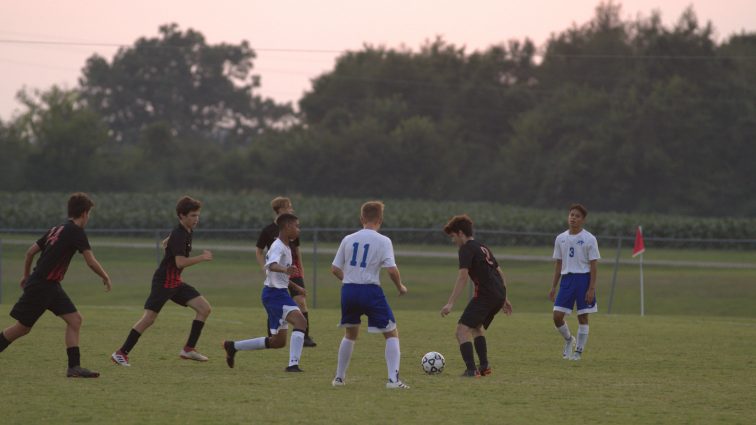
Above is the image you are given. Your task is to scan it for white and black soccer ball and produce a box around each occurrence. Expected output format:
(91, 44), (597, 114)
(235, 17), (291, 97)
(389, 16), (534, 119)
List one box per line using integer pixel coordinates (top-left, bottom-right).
(421, 351), (445, 375)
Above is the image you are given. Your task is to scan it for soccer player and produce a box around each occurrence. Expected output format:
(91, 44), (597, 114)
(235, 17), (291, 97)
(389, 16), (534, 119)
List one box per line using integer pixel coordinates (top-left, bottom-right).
(549, 203), (600, 361)
(255, 196), (316, 347)
(330, 201), (409, 389)
(111, 196), (213, 366)
(440, 214), (512, 377)
(223, 213), (308, 372)
(0, 192), (112, 378)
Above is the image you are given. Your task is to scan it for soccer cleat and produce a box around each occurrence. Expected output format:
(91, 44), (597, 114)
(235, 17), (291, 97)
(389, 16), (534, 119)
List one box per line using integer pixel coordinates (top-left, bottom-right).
(570, 350), (583, 361)
(285, 365), (304, 372)
(386, 379), (410, 389)
(479, 367), (492, 376)
(111, 350), (131, 367)
(462, 369), (481, 378)
(222, 340), (236, 368)
(67, 366), (100, 378)
(303, 336), (317, 347)
(562, 336), (576, 359)
(332, 377), (345, 387)
(180, 348), (208, 362)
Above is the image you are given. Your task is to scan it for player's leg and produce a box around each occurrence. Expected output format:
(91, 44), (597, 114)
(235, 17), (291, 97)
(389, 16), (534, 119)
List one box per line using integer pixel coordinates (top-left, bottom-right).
(553, 275), (577, 359)
(284, 309), (307, 371)
(291, 277), (316, 347)
(572, 314), (590, 360)
(471, 326), (491, 375)
(112, 309), (158, 366)
(3, 282), (52, 352)
(455, 323), (479, 376)
(382, 328), (408, 388)
(363, 285), (406, 388)
(178, 285), (210, 361)
(572, 273), (596, 360)
(0, 322), (31, 352)
(333, 326), (359, 386)
(60, 311), (98, 378)
(334, 284), (363, 386)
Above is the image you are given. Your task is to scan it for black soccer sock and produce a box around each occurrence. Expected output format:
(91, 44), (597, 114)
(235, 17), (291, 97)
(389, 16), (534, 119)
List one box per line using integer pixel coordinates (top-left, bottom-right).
(185, 320), (205, 349)
(474, 336), (489, 369)
(67, 346), (81, 368)
(303, 312), (310, 338)
(120, 329), (142, 355)
(459, 341), (476, 371)
(0, 331), (11, 352)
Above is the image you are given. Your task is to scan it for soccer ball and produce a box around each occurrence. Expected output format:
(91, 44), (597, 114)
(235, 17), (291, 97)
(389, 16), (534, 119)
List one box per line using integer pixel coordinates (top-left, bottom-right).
(421, 351), (445, 375)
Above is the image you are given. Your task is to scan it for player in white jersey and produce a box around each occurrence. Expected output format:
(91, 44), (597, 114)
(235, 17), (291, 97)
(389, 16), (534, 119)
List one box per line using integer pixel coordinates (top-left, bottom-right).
(330, 201), (409, 389)
(223, 213), (308, 372)
(549, 204), (600, 360)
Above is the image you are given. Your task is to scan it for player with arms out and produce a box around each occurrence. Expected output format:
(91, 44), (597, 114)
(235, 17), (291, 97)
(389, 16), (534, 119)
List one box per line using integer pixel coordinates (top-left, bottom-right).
(0, 192), (112, 378)
(549, 203), (600, 361)
(223, 213), (308, 372)
(111, 196), (213, 366)
(330, 201), (409, 389)
(255, 197), (316, 347)
(440, 214), (512, 377)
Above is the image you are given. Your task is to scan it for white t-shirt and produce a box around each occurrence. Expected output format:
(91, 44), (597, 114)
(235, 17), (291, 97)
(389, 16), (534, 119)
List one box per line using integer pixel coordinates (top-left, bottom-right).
(552, 229), (600, 274)
(264, 238), (293, 289)
(332, 229), (397, 285)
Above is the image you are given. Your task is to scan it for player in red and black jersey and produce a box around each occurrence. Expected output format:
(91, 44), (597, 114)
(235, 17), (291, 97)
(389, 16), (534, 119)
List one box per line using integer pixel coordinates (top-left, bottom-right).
(0, 193), (112, 378)
(440, 214), (513, 377)
(255, 197), (316, 347)
(111, 196), (213, 366)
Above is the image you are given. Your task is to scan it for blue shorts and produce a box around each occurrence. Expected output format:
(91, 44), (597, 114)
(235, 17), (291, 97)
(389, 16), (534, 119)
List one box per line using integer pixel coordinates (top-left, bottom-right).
(262, 286), (300, 335)
(553, 273), (598, 315)
(340, 284), (396, 333)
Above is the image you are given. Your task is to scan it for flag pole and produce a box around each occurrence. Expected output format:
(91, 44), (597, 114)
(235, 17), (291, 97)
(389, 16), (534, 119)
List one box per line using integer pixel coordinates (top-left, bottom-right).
(632, 225), (646, 317)
(639, 252), (644, 317)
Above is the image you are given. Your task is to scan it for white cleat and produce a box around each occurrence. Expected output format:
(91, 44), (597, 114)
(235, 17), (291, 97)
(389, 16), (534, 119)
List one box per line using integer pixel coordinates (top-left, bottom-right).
(570, 351), (582, 361)
(180, 349), (208, 362)
(562, 336), (576, 359)
(386, 379), (410, 389)
(332, 377), (346, 387)
(111, 351), (131, 367)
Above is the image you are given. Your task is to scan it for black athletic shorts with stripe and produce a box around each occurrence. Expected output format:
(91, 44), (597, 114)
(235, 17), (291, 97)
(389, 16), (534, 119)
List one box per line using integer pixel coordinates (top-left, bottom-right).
(143, 281), (201, 313)
(10, 280), (77, 327)
(458, 296), (506, 330)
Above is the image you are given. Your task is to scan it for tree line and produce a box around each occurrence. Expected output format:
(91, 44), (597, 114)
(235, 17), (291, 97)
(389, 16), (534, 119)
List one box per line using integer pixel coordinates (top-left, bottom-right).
(1, 3), (754, 217)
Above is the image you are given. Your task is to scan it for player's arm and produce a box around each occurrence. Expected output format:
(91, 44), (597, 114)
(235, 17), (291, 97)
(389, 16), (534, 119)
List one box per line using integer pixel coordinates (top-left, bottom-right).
(440, 268), (468, 317)
(586, 259), (598, 303)
(549, 260), (562, 301)
(268, 262), (297, 275)
(255, 248), (266, 271)
(20, 242), (42, 287)
(331, 265), (344, 281)
(288, 279), (306, 295)
(386, 266), (407, 296)
(175, 250), (213, 269)
(82, 250), (113, 292)
(497, 266), (513, 316)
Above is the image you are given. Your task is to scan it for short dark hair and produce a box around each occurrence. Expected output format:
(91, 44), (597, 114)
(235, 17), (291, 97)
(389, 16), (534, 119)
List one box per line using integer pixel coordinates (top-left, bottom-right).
(443, 214), (474, 237)
(68, 192), (94, 218)
(176, 196), (202, 217)
(569, 203), (588, 218)
(361, 201), (384, 223)
(276, 213), (298, 228)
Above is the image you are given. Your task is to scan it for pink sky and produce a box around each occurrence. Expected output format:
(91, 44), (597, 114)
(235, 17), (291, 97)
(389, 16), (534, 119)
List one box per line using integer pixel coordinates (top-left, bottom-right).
(1, 0), (754, 120)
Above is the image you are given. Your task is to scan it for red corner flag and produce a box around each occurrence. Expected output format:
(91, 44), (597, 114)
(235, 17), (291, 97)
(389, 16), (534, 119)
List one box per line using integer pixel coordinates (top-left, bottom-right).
(632, 226), (646, 257)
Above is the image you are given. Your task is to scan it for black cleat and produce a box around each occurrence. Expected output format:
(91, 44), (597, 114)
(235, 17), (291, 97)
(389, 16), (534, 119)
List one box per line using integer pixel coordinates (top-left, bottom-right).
(285, 365), (304, 372)
(67, 366), (100, 378)
(303, 336), (317, 347)
(222, 340), (236, 369)
(461, 368), (481, 378)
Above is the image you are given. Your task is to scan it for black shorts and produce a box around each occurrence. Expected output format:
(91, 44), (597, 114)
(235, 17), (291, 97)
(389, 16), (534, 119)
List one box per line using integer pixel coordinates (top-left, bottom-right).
(143, 281), (202, 313)
(10, 280), (77, 327)
(289, 276), (305, 298)
(458, 297), (505, 330)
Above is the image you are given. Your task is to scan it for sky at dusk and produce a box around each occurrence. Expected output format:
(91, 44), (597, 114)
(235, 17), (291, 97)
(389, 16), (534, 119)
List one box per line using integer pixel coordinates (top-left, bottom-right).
(1, 0), (754, 119)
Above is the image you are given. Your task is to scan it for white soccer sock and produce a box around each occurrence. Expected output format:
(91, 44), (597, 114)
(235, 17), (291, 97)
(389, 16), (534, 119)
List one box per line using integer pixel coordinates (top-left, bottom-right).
(576, 324), (589, 353)
(385, 337), (401, 382)
(234, 337), (267, 351)
(556, 324), (572, 341)
(288, 330), (305, 367)
(335, 337), (355, 380)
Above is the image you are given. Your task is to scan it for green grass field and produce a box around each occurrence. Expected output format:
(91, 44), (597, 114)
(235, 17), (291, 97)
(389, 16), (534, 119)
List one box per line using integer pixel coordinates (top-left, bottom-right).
(1, 236), (755, 424)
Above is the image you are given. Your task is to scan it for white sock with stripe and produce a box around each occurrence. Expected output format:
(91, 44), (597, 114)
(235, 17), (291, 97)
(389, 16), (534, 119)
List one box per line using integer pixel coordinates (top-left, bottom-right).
(234, 337), (267, 351)
(288, 330), (305, 367)
(335, 337), (355, 380)
(385, 337), (401, 382)
(576, 324), (589, 353)
(556, 324), (572, 341)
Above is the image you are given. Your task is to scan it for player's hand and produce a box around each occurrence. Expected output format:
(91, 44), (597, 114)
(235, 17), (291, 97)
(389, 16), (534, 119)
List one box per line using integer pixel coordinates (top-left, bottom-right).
(286, 266), (299, 276)
(548, 287), (556, 302)
(397, 283), (408, 296)
(19, 277), (27, 288)
(201, 250), (213, 261)
(290, 282), (306, 296)
(160, 236), (169, 249)
(103, 277), (113, 292)
(502, 298), (513, 316)
(440, 303), (453, 317)
(585, 287), (595, 304)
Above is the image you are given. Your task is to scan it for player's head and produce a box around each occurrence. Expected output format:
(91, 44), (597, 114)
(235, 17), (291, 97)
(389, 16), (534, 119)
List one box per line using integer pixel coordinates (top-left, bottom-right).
(360, 201), (384, 226)
(443, 214), (474, 246)
(276, 213), (300, 239)
(68, 192), (94, 220)
(176, 196), (202, 229)
(271, 197), (294, 215)
(568, 203), (587, 229)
